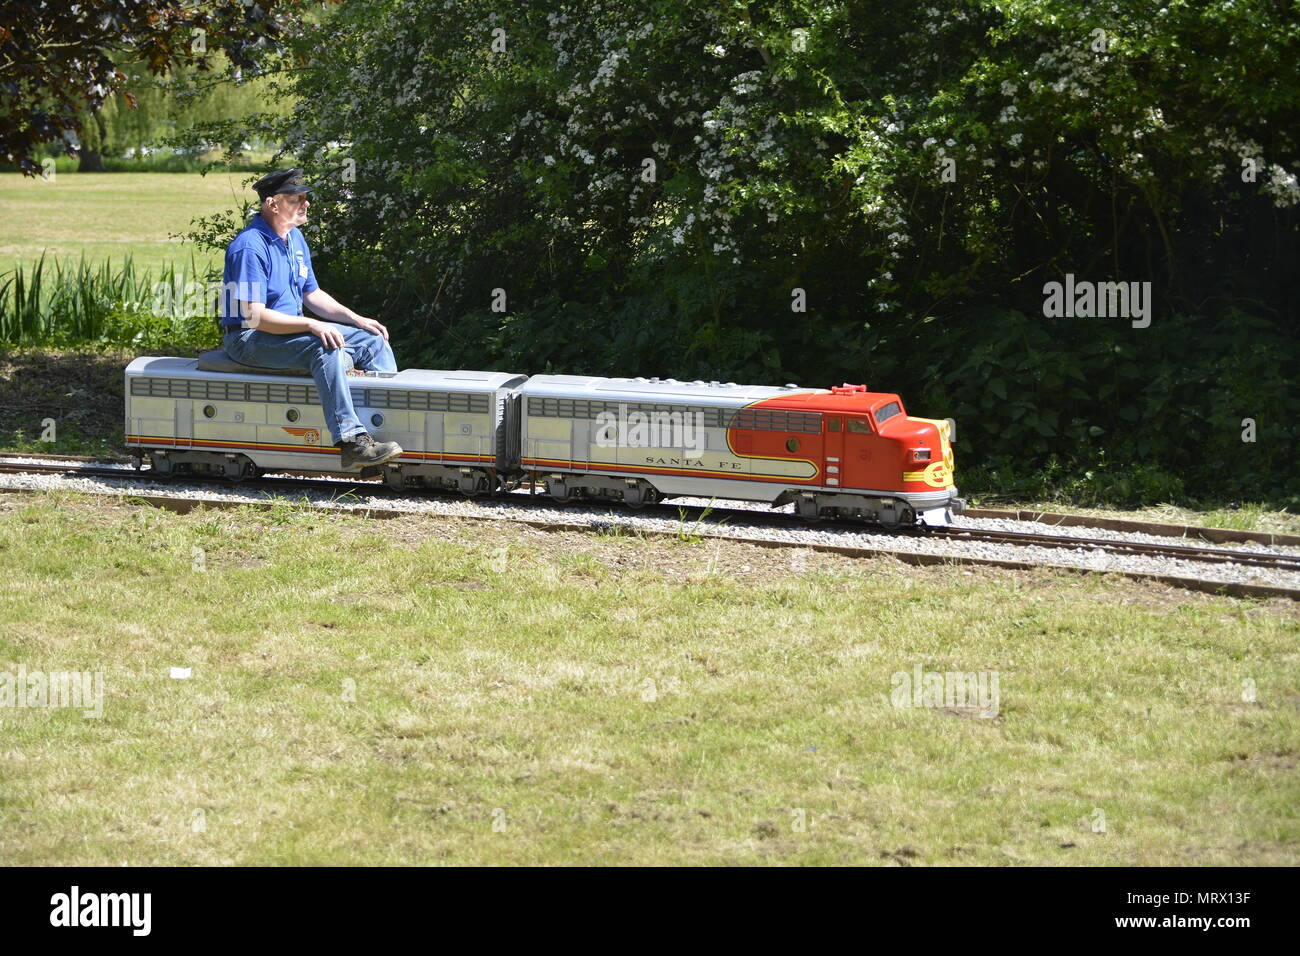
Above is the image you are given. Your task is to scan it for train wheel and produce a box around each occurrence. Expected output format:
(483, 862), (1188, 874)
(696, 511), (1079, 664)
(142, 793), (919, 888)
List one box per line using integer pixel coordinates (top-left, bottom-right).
(877, 506), (914, 532)
(623, 481), (660, 509)
(796, 497), (822, 522)
(459, 472), (491, 497)
(545, 478), (572, 503)
(232, 459), (261, 482)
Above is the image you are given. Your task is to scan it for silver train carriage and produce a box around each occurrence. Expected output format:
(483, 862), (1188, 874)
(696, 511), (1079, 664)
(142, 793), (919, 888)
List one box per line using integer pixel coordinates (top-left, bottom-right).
(124, 351), (525, 495)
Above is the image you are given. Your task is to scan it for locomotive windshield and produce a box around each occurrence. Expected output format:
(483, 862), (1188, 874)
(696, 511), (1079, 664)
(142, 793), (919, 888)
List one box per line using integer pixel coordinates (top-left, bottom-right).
(874, 401), (902, 424)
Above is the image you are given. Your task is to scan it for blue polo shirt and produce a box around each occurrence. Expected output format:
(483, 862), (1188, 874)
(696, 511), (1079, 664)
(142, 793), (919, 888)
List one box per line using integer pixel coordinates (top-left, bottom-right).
(220, 213), (319, 328)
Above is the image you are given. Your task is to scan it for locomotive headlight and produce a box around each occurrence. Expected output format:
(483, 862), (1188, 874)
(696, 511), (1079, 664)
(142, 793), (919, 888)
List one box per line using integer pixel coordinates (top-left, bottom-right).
(911, 448), (931, 462)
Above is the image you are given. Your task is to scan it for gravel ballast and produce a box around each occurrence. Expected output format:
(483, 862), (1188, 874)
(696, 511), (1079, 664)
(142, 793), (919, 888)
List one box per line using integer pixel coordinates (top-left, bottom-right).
(1, 460), (1298, 592)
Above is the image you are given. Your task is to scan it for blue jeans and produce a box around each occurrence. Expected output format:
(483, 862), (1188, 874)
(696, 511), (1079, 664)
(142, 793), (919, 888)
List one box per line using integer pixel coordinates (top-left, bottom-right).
(222, 324), (398, 445)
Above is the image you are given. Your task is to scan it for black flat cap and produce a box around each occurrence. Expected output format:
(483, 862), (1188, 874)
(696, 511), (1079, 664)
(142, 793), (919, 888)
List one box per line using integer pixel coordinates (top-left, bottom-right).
(253, 168), (312, 200)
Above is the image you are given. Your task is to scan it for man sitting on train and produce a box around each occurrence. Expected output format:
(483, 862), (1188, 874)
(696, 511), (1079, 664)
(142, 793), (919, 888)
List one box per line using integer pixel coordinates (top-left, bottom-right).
(219, 167), (403, 470)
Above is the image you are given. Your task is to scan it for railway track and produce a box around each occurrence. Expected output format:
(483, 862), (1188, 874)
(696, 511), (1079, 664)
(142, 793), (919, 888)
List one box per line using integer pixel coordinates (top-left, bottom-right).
(1, 453), (1297, 600)
(930, 526), (1300, 572)
(11, 452), (1297, 546)
(962, 506), (1300, 548)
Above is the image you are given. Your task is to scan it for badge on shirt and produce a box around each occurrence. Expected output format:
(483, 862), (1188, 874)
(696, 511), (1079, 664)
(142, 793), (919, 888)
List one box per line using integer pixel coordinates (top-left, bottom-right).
(299, 264), (308, 279)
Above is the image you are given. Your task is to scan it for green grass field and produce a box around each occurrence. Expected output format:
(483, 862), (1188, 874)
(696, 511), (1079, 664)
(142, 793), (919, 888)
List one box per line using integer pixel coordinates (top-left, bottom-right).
(1, 490), (1295, 865)
(2, 167), (1294, 867)
(0, 171), (255, 274)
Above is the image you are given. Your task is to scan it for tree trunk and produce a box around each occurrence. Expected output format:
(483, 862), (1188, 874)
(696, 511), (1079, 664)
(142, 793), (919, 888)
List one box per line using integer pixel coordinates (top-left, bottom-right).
(77, 110), (110, 171)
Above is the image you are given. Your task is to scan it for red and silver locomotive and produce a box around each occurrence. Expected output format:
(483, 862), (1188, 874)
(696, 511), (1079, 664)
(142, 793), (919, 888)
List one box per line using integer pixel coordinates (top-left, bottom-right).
(125, 351), (961, 526)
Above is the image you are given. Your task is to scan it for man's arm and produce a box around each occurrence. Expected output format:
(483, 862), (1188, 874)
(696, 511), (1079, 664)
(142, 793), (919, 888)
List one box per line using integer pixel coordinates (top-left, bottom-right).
(303, 288), (356, 324)
(240, 301), (346, 348)
(304, 288), (389, 340)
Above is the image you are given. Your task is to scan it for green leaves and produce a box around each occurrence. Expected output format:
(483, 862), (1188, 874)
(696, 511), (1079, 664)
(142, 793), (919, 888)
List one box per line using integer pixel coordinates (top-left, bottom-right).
(215, 0), (1300, 503)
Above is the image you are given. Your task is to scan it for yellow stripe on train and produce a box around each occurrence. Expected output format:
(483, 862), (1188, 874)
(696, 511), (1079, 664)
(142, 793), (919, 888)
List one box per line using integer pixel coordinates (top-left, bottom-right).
(902, 460), (952, 488)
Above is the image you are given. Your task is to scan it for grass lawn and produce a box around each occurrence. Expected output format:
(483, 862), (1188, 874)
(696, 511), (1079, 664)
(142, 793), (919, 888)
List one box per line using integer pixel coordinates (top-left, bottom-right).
(0, 490), (1295, 865)
(0, 172), (256, 275)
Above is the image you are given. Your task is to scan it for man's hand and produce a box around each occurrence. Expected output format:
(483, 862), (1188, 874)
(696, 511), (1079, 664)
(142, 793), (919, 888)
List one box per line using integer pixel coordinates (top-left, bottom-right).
(306, 319), (346, 349)
(351, 315), (389, 340)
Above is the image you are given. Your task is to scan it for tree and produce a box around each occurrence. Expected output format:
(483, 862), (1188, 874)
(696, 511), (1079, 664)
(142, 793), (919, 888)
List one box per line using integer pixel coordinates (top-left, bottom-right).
(71, 53), (295, 169)
(189, 0), (1300, 498)
(0, 0), (317, 175)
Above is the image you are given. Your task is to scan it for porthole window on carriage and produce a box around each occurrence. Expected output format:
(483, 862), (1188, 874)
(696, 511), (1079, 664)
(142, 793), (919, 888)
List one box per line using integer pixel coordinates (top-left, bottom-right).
(786, 438), (799, 453)
(847, 419), (870, 433)
(874, 401), (902, 424)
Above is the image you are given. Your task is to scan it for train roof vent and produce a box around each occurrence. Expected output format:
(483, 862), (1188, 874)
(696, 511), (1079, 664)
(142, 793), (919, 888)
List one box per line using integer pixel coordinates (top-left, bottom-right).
(709, 380), (720, 387)
(784, 383), (799, 389)
(831, 383), (868, 394)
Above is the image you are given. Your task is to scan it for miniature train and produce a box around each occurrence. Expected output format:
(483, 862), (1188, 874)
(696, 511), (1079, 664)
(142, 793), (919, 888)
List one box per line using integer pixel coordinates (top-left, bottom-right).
(124, 350), (962, 527)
